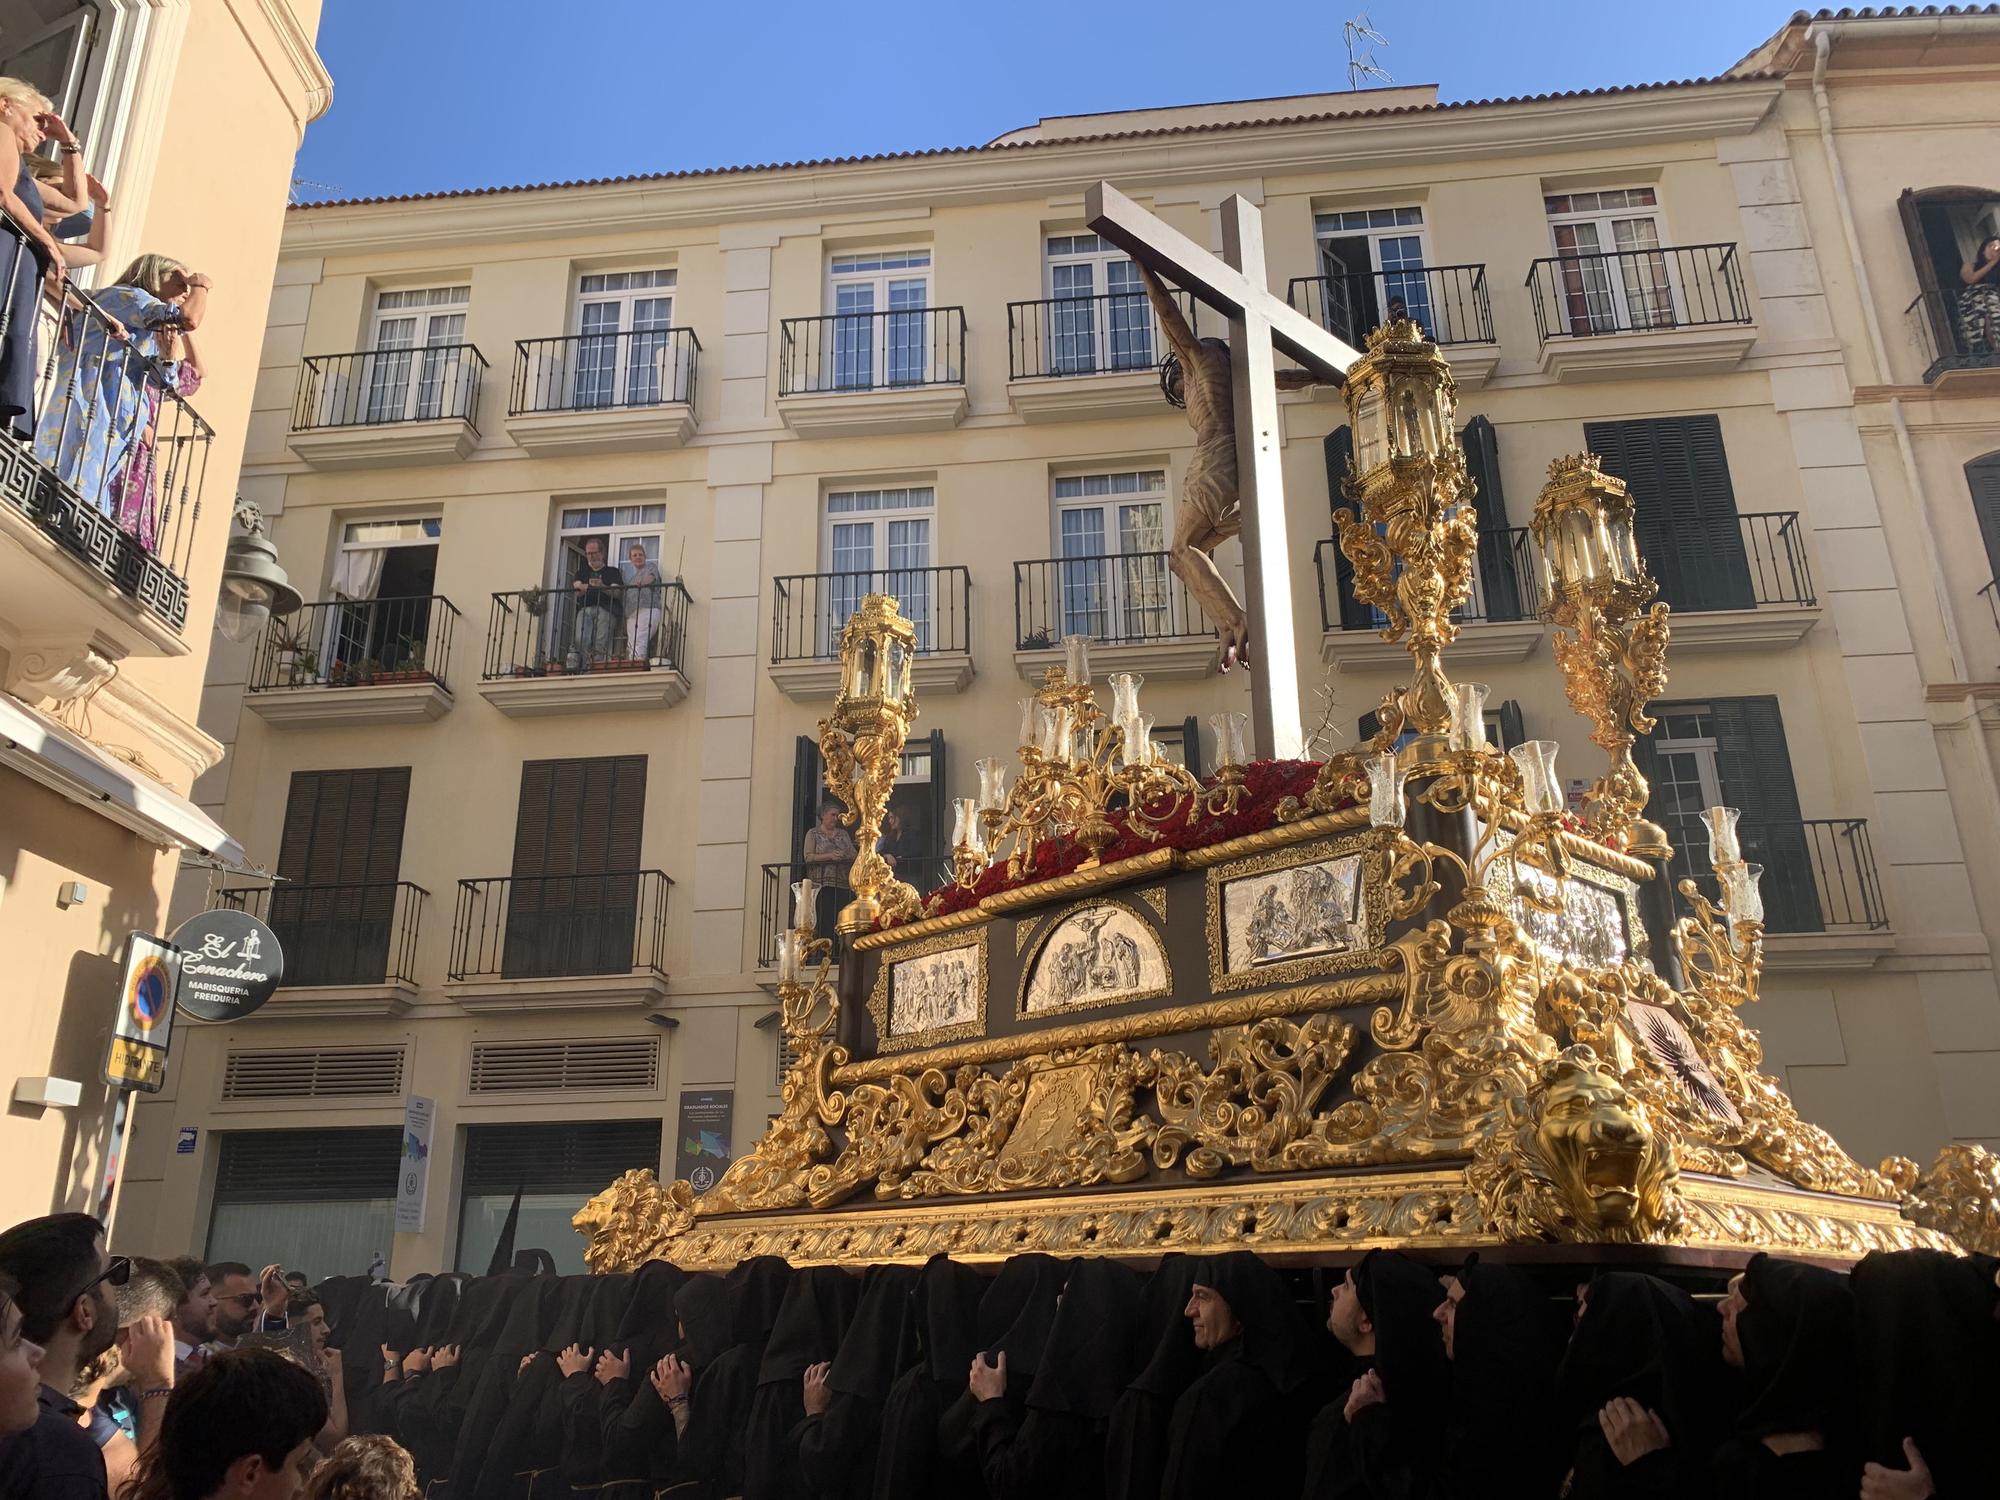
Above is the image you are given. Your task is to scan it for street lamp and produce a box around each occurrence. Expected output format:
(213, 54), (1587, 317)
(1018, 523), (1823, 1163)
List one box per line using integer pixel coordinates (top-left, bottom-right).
(215, 500), (302, 644)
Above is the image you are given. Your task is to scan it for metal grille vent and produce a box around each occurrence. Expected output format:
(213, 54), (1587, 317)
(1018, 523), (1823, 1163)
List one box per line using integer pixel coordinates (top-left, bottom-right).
(221, 1045), (406, 1100)
(468, 1036), (659, 1094)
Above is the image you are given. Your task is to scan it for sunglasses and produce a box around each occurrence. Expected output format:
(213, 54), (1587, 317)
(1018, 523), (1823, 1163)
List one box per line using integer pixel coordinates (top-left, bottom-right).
(67, 1255), (130, 1307)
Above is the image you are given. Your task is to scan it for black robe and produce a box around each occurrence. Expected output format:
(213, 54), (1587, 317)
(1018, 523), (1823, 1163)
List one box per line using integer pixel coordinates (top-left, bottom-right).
(796, 1264), (918, 1500)
(599, 1266), (713, 1494)
(474, 1274), (601, 1499)
(743, 1265), (863, 1500)
(1850, 1247), (2000, 1500)
(446, 1274), (563, 1500)
(972, 1258), (1142, 1500)
(679, 1256), (791, 1500)
(873, 1255), (986, 1500)
(1428, 1259), (1566, 1500)
(1555, 1272), (1727, 1500)
(936, 1253), (1069, 1496)
(1102, 1254), (1201, 1500)
(550, 1270), (648, 1490)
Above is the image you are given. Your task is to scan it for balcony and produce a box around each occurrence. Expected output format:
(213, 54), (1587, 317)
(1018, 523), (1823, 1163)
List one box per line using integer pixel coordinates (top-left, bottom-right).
(287, 345), (486, 467)
(1904, 288), (2000, 387)
(1316, 528), (1546, 669)
(446, 870), (672, 1011)
(769, 566), (973, 700)
(244, 596), (459, 726)
(1664, 817), (1892, 969)
(217, 880), (427, 1016)
(1649, 512), (1818, 651)
(504, 328), (700, 455)
(1287, 265), (1499, 387)
(777, 308), (968, 437)
(1524, 243), (1755, 381)
(756, 857), (950, 968)
(0, 260), (207, 686)
(1012, 552), (1220, 680)
(478, 580), (693, 717)
(1005, 288), (1191, 421)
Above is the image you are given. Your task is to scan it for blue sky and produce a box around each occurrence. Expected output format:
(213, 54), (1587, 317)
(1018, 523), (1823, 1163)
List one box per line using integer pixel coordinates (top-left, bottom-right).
(293, 0), (1797, 203)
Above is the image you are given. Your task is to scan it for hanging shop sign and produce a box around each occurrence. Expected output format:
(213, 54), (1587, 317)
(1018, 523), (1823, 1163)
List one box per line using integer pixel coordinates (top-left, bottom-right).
(170, 909), (285, 1021)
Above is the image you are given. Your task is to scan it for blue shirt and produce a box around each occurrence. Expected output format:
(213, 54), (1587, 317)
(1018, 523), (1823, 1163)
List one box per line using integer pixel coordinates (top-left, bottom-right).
(0, 1383), (111, 1500)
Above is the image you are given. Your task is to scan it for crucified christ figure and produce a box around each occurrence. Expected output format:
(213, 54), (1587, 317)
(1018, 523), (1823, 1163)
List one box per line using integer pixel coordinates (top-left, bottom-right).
(1138, 262), (1323, 672)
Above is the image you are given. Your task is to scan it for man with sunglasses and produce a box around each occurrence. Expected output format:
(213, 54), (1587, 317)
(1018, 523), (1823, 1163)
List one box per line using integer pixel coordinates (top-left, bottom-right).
(0, 1211), (127, 1500)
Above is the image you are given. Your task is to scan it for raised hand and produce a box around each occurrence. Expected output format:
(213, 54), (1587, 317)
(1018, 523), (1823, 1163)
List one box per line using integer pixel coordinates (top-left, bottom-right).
(1860, 1438), (1936, 1500)
(1342, 1368), (1386, 1420)
(123, 1314), (174, 1391)
(556, 1343), (593, 1377)
(594, 1347), (631, 1386)
(650, 1353), (691, 1403)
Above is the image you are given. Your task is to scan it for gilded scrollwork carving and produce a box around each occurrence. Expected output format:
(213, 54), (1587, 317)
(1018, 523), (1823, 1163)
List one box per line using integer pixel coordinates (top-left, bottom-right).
(1882, 1143), (2000, 1255)
(1150, 1013), (1361, 1177)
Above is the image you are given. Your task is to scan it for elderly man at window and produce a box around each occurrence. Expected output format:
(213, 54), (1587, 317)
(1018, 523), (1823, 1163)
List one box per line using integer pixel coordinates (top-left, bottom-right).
(571, 536), (624, 668)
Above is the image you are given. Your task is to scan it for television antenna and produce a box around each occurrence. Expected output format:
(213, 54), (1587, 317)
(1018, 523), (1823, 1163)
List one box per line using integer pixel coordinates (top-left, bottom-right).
(1343, 15), (1393, 90)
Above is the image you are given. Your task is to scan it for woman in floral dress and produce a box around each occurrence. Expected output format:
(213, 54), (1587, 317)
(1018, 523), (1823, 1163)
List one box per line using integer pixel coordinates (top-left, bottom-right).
(110, 315), (202, 553)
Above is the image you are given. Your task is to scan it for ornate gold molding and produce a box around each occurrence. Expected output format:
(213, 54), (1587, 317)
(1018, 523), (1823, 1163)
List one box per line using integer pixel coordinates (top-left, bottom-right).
(1203, 831), (1387, 993)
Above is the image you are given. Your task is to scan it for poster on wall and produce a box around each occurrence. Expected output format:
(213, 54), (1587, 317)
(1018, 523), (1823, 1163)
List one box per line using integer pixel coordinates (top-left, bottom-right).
(394, 1095), (435, 1234)
(674, 1090), (733, 1193)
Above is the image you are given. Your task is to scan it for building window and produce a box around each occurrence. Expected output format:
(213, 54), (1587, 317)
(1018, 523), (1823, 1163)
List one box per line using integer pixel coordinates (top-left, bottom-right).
(272, 768), (411, 987)
(821, 486), (936, 650)
(1581, 416), (1752, 613)
(827, 250), (931, 388)
(456, 1120), (662, 1275)
(504, 756), (649, 979)
(551, 502), (666, 589)
(1965, 453), (2000, 585)
(207, 1128), (401, 1280)
(1053, 470), (1171, 642)
(1543, 188), (1673, 333)
(1314, 206), (1430, 344)
(365, 286), (470, 422)
(1899, 188), (2000, 367)
(572, 269), (677, 408)
(311, 517), (441, 682)
(1044, 232), (1152, 373)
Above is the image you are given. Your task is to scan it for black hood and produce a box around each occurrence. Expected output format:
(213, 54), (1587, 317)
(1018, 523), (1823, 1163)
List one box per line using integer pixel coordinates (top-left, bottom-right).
(579, 1272), (635, 1350)
(673, 1273), (731, 1369)
(757, 1264), (862, 1385)
(413, 1273), (467, 1348)
(1193, 1251), (1309, 1393)
(975, 1254), (1068, 1378)
(1023, 1258), (1143, 1418)
(611, 1260), (685, 1366)
(1733, 1254), (1855, 1440)
(1125, 1253), (1201, 1399)
(1556, 1272), (1722, 1451)
(540, 1274), (599, 1354)
(913, 1254), (985, 1384)
(727, 1256), (793, 1348)
(1351, 1249), (1447, 1423)
(827, 1263), (918, 1399)
(1851, 1248), (2000, 1490)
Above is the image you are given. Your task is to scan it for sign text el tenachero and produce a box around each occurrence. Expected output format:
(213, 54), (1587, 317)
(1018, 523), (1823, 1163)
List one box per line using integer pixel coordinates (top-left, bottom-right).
(171, 909), (285, 1021)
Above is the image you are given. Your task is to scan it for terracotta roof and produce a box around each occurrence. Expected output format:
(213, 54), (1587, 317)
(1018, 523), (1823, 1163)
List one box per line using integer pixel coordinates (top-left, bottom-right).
(288, 72), (1778, 214)
(1794, 5), (2000, 17)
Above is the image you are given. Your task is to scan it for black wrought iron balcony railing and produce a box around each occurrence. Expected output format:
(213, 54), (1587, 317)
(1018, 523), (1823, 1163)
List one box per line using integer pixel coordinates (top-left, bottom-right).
(1006, 287), (1197, 380)
(509, 328), (701, 414)
(757, 857), (951, 967)
(771, 566), (971, 663)
(448, 870), (671, 982)
(484, 579), (692, 679)
(1982, 579), (2000, 665)
(218, 881), (427, 988)
(248, 596), (460, 693)
(1316, 527), (1542, 632)
(1904, 286), (2000, 382)
(1644, 512), (1815, 615)
(1286, 265), (1494, 348)
(292, 344), (487, 431)
(778, 307), (967, 396)
(0, 208), (209, 631)
(1013, 552), (1216, 650)
(1662, 817), (1888, 935)
(1525, 243), (1751, 341)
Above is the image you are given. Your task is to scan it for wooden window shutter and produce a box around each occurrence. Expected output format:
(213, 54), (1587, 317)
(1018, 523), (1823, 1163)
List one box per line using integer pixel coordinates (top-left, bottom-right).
(1710, 695), (1819, 933)
(1461, 416), (1522, 621)
(923, 729), (947, 865)
(1964, 453), (2000, 582)
(1324, 424), (1374, 630)
(1584, 416), (1753, 612)
(1179, 714), (1203, 780)
(273, 769), (411, 986)
(791, 735), (826, 876)
(506, 756), (646, 978)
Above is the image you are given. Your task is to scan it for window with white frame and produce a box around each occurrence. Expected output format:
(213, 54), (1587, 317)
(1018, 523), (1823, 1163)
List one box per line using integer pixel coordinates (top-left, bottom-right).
(821, 486), (935, 651)
(572, 270), (678, 408)
(1043, 232), (1153, 374)
(544, 502), (671, 664)
(827, 250), (931, 389)
(552, 502), (667, 588)
(1054, 470), (1171, 642)
(1314, 207), (1431, 344)
(1543, 188), (1674, 333)
(365, 286), (470, 423)
(1648, 706), (1724, 860)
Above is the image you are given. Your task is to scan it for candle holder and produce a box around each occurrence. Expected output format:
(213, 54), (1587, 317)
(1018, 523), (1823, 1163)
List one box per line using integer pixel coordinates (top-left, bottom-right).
(817, 594), (924, 934)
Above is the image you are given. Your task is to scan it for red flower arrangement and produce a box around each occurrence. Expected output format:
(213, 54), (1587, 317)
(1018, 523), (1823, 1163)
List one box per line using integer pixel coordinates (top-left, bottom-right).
(906, 758), (1350, 924)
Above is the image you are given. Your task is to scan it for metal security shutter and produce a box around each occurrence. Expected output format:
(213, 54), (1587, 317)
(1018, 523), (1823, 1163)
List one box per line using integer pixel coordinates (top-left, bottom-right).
(1964, 454), (2000, 583)
(221, 1045), (406, 1101)
(275, 769), (411, 986)
(213, 1127), (402, 1204)
(460, 1120), (662, 1197)
(505, 756), (647, 977)
(1583, 416), (1753, 613)
(468, 1037), (659, 1093)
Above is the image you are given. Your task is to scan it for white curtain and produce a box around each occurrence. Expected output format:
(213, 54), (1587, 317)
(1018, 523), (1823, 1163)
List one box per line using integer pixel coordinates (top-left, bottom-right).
(330, 546), (388, 601)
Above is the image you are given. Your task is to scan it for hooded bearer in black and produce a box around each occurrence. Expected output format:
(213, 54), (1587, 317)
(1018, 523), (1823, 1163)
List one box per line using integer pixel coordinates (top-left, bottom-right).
(1102, 1254), (1201, 1500)
(1303, 1249), (1448, 1500)
(873, 1254), (986, 1500)
(1161, 1251), (1316, 1500)
(1711, 1254), (1857, 1500)
(743, 1265), (862, 1500)
(795, 1263), (918, 1500)
(590, 1260), (687, 1495)
(969, 1257), (1143, 1500)
(1427, 1256), (1567, 1500)
(936, 1252), (1069, 1492)
(681, 1255), (792, 1500)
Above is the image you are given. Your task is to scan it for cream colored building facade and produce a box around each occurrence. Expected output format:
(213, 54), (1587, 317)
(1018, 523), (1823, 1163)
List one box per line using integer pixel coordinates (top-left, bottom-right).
(0, 2), (329, 1226)
(125, 8), (2000, 1277)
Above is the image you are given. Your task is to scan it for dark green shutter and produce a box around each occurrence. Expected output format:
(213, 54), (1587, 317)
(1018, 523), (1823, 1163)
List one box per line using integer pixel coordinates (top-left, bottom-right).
(505, 756), (647, 977)
(1461, 417), (1524, 621)
(1324, 426), (1374, 630)
(1180, 714), (1204, 779)
(1584, 416), (1753, 612)
(1711, 697), (1820, 933)
(274, 769), (409, 986)
(1495, 699), (1525, 751)
(1964, 454), (2000, 583)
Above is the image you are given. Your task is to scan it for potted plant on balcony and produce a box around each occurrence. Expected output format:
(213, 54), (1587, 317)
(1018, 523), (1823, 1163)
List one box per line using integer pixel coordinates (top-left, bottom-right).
(520, 585), (548, 618)
(376, 636), (431, 685)
(1020, 628), (1056, 650)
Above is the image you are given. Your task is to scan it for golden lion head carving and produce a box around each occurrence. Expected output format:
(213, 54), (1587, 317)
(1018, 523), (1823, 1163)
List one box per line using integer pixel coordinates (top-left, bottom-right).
(1472, 1045), (1683, 1244)
(572, 1168), (697, 1273)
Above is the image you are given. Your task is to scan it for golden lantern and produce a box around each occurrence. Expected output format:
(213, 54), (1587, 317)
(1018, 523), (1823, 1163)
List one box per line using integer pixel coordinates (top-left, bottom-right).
(818, 594), (923, 934)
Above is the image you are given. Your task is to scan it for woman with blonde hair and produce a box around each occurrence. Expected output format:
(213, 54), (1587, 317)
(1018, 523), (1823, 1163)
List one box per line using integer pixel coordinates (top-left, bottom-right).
(107, 257), (202, 552)
(0, 77), (68, 441)
(34, 249), (211, 523)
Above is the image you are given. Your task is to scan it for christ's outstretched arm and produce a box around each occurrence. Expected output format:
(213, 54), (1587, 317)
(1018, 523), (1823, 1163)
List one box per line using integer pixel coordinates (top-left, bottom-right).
(1137, 263), (1198, 364)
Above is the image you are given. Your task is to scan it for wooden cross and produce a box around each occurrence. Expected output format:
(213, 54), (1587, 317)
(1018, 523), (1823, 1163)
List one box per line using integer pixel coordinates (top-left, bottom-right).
(1085, 181), (1364, 760)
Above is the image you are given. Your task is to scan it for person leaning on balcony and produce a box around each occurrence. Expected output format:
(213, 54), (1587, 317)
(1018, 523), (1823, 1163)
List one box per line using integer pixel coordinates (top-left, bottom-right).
(1958, 235), (2000, 355)
(110, 298), (201, 555)
(27, 156), (110, 270)
(33, 252), (210, 519)
(802, 803), (857, 885)
(620, 540), (664, 661)
(0, 79), (68, 443)
(570, 535), (623, 665)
